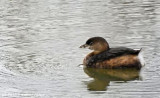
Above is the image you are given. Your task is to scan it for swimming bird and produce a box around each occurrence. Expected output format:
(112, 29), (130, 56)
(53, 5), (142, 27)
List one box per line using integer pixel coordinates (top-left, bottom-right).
(80, 37), (142, 69)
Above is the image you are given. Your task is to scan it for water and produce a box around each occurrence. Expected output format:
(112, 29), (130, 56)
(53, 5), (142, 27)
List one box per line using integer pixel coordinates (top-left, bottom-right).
(0, 0), (160, 98)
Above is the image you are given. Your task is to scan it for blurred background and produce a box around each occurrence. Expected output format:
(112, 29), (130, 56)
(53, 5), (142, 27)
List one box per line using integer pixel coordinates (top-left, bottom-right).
(0, 0), (160, 98)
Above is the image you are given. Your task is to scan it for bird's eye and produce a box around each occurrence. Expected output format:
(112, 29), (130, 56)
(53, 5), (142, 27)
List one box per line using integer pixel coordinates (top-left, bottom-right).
(90, 42), (93, 45)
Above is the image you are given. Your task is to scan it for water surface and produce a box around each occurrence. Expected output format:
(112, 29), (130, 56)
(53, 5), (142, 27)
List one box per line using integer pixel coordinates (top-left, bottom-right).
(0, 0), (160, 98)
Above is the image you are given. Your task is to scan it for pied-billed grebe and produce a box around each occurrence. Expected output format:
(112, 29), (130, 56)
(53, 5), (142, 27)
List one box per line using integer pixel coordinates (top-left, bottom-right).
(80, 37), (142, 69)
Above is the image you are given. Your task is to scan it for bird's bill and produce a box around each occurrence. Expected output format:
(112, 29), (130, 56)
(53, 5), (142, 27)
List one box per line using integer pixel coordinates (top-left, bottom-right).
(79, 44), (89, 48)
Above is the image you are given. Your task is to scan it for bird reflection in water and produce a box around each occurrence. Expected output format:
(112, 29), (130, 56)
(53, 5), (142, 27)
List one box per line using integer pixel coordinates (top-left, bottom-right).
(83, 68), (141, 91)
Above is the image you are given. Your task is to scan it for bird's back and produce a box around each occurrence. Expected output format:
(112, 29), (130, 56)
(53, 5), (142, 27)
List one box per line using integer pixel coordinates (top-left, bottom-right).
(85, 47), (141, 69)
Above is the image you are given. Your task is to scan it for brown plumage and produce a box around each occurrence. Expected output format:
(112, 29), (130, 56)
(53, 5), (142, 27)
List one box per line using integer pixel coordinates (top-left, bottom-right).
(80, 37), (142, 69)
